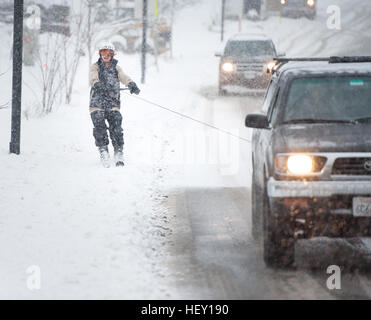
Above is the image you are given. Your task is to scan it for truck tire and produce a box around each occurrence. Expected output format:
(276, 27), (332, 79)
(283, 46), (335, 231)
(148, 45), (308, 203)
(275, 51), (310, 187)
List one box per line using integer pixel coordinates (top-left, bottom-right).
(251, 169), (263, 240)
(219, 82), (227, 96)
(262, 183), (295, 268)
(307, 12), (316, 20)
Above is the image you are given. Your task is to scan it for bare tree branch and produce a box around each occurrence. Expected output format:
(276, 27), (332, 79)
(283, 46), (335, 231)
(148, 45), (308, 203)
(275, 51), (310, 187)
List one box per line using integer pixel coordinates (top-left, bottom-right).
(0, 101), (10, 109)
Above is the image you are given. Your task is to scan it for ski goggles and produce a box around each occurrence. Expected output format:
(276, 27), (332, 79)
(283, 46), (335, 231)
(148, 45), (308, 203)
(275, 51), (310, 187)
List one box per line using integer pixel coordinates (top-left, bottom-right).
(99, 49), (113, 56)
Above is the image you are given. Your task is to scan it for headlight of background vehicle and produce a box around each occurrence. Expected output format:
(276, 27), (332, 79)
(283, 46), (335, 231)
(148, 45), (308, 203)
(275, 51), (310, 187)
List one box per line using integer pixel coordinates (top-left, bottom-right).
(221, 62), (234, 73)
(266, 61), (276, 73)
(275, 154), (327, 175)
(281, 0), (286, 5)
(307, 0), (315, 7)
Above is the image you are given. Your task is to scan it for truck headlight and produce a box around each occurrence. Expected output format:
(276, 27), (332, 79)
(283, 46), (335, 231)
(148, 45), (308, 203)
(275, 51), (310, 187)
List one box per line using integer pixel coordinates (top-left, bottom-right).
(287, 155), (313, 174)
(275, 154), (327, 175)
(307, 0), (315, 7)
(221, 62), (234, 73)
(281, 0), (286, 5)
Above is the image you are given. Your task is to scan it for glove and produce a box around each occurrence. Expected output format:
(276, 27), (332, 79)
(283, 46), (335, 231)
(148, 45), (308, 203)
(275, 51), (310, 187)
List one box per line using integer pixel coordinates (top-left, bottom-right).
(127, 81), (140, 95)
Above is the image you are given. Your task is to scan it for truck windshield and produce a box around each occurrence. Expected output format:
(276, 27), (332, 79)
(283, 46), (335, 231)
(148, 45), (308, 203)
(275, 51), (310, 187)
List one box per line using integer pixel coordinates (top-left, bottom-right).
(283, 76), (371, 123)
(224, 40), (275, 56)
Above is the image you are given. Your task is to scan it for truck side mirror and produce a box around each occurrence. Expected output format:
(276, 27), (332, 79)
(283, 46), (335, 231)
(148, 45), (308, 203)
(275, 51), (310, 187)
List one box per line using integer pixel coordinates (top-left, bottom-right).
(245, 114), (269, 129)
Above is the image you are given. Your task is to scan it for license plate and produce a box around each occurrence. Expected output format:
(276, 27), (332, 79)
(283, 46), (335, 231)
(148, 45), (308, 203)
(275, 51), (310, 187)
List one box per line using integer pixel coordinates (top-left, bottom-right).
(244, 72), (257, 79)
(353, 197), (371, 217)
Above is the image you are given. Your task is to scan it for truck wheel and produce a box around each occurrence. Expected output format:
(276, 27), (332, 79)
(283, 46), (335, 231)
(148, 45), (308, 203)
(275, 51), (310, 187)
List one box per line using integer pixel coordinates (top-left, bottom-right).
(262, 184), (295, 268)
(307, 12), (316, 20)
(251, 169), (263, 240)
(219, 83), (227, 96)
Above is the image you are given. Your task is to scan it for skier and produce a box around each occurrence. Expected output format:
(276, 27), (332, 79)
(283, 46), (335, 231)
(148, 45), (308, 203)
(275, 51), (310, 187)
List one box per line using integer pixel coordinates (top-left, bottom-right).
(89, 42), (140, 167)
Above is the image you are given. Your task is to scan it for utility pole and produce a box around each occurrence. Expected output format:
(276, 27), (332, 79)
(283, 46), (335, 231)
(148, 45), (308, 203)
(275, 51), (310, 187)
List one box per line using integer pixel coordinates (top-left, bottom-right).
(141, 0), (148, 84)
(10, 0), (24, 155)
(221, 0), (226, 42)
(115, 0), (119, 19)
(170, 0), (174, 58)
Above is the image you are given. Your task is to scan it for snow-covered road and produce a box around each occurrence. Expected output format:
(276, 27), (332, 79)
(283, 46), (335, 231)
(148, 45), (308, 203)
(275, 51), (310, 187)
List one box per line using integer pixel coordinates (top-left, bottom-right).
(161, 0), (371, 299)
(1, 0), (371, 299)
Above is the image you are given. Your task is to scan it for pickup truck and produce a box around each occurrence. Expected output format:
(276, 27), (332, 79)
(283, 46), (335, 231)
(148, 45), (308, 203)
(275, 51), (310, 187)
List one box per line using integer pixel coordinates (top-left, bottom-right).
(246, 56), (371, 267)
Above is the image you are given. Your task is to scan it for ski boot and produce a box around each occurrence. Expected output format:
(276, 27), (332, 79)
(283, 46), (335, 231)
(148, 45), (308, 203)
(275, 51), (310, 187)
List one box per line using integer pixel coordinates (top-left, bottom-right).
(114, 149), (124, 167)
(99, 146), (111, 168)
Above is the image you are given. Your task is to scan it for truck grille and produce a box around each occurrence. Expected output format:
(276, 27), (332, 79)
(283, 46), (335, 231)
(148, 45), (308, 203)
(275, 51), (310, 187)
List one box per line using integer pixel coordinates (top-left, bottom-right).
(332, 158), (371, 175)
(236, 63), (264, 73)
(287, 0), (305, 7)
(286, 0), (305, 6)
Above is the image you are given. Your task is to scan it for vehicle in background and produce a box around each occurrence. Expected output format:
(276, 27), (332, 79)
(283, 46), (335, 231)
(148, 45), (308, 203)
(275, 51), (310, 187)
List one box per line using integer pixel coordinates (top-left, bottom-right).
(0, 2), (13, 24)
(0, 2), (70, 37)
(246, 56), (371, 267)
(224, 0), (262, 19)
(280, 0), (316, 20)
(39, 4), (70, 37)
(111, 18), (171, 55)
(113, 0), (136, 20)
(215, 33), (281, 95)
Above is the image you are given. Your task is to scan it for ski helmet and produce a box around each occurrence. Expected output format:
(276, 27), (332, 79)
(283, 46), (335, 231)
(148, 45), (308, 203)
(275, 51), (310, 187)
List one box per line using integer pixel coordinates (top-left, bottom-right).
(98, 42), (115, 55)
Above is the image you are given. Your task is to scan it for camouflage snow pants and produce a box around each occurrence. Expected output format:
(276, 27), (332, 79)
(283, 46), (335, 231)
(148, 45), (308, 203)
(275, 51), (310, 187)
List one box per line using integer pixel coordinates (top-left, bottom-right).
(91, 109), (124, 151)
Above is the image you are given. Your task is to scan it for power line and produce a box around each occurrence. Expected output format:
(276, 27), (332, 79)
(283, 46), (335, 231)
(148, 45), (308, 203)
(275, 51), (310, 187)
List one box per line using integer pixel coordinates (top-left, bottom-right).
(0, 66), (11, 77)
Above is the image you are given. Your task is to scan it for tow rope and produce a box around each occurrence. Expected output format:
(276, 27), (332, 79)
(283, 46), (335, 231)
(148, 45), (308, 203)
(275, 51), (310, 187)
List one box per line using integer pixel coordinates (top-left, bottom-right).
(121, 89), (251, 143)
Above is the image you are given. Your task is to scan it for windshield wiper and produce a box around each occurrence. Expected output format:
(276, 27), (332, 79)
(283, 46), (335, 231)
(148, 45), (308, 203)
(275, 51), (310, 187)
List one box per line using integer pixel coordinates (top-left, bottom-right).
(354, 117), (371, 123)
(282, 118), (358, 124)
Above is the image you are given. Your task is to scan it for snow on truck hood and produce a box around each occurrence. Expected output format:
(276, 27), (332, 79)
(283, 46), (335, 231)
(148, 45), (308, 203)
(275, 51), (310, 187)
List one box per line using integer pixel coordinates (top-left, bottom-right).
(273, 123), (371, 153)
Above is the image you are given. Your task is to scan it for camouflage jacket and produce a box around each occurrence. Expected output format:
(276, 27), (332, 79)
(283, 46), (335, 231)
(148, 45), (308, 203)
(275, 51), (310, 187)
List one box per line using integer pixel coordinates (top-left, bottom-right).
(89, 58), (132, 113)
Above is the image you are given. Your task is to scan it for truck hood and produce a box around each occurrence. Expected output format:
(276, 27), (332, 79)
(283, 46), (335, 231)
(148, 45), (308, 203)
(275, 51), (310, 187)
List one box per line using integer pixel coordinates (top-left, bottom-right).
(273, 123), (371, 153)
(222, 55), (273, 63)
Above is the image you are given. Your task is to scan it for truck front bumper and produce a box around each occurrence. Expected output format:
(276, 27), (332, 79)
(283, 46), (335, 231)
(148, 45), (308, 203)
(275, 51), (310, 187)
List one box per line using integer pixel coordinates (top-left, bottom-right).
(281, 7), (315, 17)
(268, 178), (371, 198)
(267, 178), (371, 238)
(220, 74), (270, 89)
